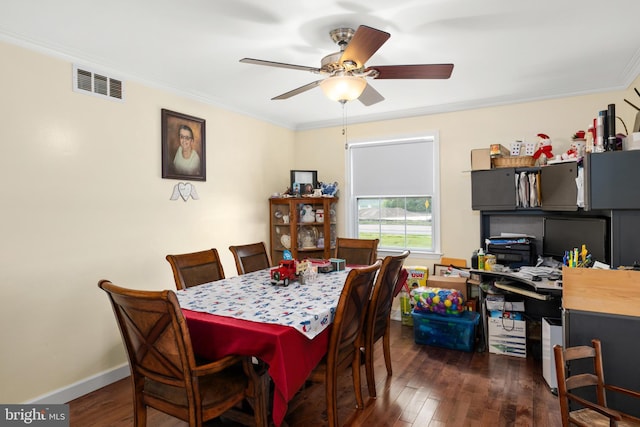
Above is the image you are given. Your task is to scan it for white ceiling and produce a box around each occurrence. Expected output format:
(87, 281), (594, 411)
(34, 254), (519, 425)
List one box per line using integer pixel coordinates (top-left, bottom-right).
(2, 0), (639, 130)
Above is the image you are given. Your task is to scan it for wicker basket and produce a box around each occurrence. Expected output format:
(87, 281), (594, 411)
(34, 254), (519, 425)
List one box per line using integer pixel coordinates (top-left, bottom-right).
(492, 155), (536, 168)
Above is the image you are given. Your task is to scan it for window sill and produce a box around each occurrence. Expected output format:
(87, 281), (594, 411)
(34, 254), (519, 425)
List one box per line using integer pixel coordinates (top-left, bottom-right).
(378, 249), (442, 261)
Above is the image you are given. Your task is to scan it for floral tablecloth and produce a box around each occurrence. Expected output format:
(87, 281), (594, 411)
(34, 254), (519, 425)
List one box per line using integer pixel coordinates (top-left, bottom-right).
(176, 267), (351, 339)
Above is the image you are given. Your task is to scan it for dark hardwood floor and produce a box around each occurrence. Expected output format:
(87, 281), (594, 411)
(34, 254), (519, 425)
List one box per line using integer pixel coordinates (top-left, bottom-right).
(68, 320), (561, 426)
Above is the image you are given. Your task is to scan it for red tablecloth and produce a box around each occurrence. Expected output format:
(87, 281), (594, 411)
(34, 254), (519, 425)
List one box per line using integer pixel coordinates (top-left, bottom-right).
(183, 309), (330, 426)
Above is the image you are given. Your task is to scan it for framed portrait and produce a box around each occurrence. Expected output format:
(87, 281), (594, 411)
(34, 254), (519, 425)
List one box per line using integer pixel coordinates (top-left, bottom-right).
(161, 109), (206, 181)
(301, 182), (315, 195)
(290, 170), (317, 194)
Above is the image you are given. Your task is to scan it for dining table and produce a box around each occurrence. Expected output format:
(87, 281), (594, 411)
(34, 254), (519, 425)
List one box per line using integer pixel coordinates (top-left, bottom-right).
(176, 266), (353, 427)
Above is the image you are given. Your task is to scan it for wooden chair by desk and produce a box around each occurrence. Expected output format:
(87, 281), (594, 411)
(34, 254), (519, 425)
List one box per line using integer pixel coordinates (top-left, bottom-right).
(335, 237), (379, 266)
(554, 339), (640, 427)
(98, 280), (268, 427)
(166, 248), (225, 290)
(362, 250), (410, 398)
(229, 242), (272, 275)
(306, 261), (382, 427)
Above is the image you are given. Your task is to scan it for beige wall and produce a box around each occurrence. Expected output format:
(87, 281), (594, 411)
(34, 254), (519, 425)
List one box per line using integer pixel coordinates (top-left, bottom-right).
(295, 79), (640, 269)
(0, 41), (295, 403)
(1, 38), (638, 403)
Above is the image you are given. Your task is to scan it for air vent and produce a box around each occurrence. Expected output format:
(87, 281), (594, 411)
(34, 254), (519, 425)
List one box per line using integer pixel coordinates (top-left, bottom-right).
(73, 65), (124, 101)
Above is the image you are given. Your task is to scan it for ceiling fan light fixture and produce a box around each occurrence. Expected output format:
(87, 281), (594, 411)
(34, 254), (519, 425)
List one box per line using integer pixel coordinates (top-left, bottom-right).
(320, 76), (367, 102)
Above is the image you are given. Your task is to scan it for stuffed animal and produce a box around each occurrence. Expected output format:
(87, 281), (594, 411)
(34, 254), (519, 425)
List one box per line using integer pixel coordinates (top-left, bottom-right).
(561, 146), (578, 160)
(533, 133), (554, 165)
(562, 130), (587, 160)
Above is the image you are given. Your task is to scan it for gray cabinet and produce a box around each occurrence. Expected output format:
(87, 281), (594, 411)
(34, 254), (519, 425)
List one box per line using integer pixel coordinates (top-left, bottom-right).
(540, 162), (578, 211)
(564, 309), (640, 418)
(471, 168), (517, 210)
(584, 150), (640, 210)
(471, 151), (640, 268)
(471, 163), (578, 211)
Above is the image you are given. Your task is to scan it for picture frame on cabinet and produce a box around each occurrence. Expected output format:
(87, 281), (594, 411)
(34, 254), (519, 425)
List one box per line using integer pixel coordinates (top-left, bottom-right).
(301, 183), (314, 195)
(290, 170), (317, 194)
(292, 182), (301, 196)
(433, 264), (450, 276)
(434, 263), (470, 276)
(161, 108), (206, 181)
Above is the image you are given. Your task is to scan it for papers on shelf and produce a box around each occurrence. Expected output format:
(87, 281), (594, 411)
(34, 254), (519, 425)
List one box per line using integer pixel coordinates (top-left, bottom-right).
(512, 266), (561, 280)
(515, 170), (541, 208)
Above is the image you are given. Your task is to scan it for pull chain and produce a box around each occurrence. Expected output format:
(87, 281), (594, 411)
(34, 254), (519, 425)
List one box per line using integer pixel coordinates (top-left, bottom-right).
(341, 100), (348, 149)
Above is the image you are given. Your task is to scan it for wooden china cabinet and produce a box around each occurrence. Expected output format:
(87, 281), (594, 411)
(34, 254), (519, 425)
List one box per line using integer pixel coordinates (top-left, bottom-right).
(269, 196), (338, 263)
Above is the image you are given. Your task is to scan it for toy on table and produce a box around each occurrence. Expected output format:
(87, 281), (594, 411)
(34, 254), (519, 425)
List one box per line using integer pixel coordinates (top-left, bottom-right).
(270, 259), (299, 286)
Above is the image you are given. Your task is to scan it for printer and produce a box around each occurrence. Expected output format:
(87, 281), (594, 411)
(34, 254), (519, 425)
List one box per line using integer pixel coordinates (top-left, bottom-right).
(486, 236), (537, 268)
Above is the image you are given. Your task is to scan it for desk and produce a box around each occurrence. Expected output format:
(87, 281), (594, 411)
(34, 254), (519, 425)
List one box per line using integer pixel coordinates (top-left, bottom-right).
(469, 268), (563, 300)
(469, 268), (562, 355)
(176, 268), (351, 426)
(562, 267), (640, 417)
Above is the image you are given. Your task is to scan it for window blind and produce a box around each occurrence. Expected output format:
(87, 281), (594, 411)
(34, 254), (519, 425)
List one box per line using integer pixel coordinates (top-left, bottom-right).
(349, 136), (436, 197)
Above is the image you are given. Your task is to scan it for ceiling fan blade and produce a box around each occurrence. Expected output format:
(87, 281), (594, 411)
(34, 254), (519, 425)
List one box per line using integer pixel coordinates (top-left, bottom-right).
(367, 64), (454, 79)
(240, 58), (320, 73)
(358, 83), (384, 106)
(339, 25), (390, 69)
(271, 80), (322, 100)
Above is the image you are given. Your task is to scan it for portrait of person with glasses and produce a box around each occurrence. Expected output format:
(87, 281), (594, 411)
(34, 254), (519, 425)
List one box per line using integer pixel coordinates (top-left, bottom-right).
(173, 124), (201, 175)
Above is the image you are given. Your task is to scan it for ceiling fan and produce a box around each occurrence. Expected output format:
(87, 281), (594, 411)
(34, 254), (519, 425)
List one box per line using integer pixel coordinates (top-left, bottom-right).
(240, 25), (454, 106)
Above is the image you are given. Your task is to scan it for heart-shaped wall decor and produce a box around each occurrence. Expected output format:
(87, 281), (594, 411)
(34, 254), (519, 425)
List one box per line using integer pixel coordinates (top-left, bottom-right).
(178, 182), (192, 201)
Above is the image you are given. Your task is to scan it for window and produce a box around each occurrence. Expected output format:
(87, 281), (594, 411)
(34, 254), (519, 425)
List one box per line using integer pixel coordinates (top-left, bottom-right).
(346, 134), (440, 255)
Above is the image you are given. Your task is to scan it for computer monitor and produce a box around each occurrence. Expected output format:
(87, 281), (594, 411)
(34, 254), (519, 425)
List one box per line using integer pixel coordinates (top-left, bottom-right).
(543, 217), (608, 264)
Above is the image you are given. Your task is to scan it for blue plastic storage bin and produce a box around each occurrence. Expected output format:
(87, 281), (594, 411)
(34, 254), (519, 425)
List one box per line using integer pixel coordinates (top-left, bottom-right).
(411, 309), (480, 352)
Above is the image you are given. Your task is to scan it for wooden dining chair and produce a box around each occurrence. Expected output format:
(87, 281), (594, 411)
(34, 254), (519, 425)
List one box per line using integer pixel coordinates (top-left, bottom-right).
(362, 250), (410, 398)
(335, 237), (380, 266)
(165, 248), (225, 290)
(98, 280), (269, 427)
(554, 339), (640, 427)
(306, 260), (382, 427)
(229, 242), (272, 275)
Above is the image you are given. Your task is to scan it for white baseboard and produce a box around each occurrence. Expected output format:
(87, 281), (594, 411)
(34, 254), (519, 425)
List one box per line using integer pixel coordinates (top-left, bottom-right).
(26, 364), (129, 404)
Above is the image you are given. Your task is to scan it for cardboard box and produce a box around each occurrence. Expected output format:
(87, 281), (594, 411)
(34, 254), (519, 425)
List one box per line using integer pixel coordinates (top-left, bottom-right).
(405, 265), (429, 288)
(426, 275), (468, 301)
(400, 291), (413, 326)
(487, 316), (527, 358)
(471, 148), (491, 170)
